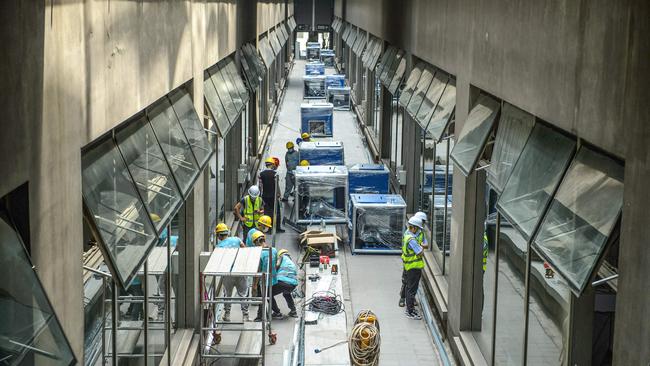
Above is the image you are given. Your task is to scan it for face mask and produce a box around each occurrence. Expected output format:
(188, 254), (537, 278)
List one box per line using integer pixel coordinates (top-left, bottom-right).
(261, 226), (270, 233)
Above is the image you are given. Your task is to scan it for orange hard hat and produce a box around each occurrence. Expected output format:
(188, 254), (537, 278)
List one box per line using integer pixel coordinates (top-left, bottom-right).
(272, 157), (280, 167)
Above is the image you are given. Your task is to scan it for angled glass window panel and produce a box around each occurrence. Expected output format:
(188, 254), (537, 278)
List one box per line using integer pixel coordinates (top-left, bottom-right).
(369, 41), (383, 70)
(209, 68), (237, 123)
(270, 31), (282, 55)
(239, 52), (257, 89)
(496, 124), (576, 240)
(450, 94), (501, 176)
(487, 103), (535, 193)
(384, 49), (403, 88)
(225, 61), (250, 104)
(82, 139), (157, 287)
(169, 89), (213, 168)
(0, 219), (76, 365)
(406, 68), (435, 122)
(425, 79), (457, 140)
(246, 43), (266, 77)
(532, 147), (624, 293)
(354, 32), (366, 55)
(203, 72), (230, 136)
(217, 64), (243, 114)
(388, 55), (406, 94)
(398, 63), (424, 107)
(347, 29), (358, 48)
(342, 26), (350, 42)
(268, 32), (278, 55)
(379, 47), (398, 84)
(147, 99), (201, 195)
(115, 116), (183, 232)
(376, 46), (395, 78)
(258, 38), (274, 67)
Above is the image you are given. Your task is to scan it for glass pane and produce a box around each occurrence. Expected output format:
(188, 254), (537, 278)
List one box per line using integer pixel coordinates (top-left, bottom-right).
(497, 124), (575, 240)
(116, 117), (183, 232)
(270, 31), (281, 55)
(218, 64), (243, 113)
(148, 100), (201, 195)
(368, 41), (382, 70)
(416, 73), (447, 128)
(259, 38), (274, 67)
(375, 47), (396, 81)
(210, 68), (237, 123)
(532, 147), (624, 293)
(488, 103), (535, 193)
(0, 218), (76, 365)
(388, 58), (407, 94)
(450, 94), (501, 176)
(169, 89), (213, 168)
(379, 48), (397, 84)
(225, 61), (250, 104)
(406, 68), (435, 123)
(425, 79), (456, 140)
(494, 216), (527, 366)
(526, 251), (571, 366)
(384, 50), (404, 89)
(203, 73), (230, 136)
(82, 138), (157, 286)
(398, 64), (424, 107)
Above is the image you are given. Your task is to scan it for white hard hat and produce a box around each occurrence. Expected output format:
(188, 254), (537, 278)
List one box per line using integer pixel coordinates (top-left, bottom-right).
(414, 211), (428, 222)
(248, 185), (260, 198)
(408, 216), (424, 229)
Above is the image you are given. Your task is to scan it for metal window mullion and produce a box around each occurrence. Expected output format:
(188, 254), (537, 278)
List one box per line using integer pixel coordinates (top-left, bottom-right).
(490, 211), (501, 366)
(429, 141), (437, 251)
(166, 224), (172, 366)
(442, 139), (450, 275)
(143, 257), (150, 365)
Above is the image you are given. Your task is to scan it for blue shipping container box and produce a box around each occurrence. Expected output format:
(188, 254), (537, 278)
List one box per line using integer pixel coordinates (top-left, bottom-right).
(293, 165), (349, 224)
(301, 102), (333, 136)
(305, 62), (325, 75)
(348, 164), (390, 194)
(327, 86), (351, 110)
(303, 75), (327, 99)
(299, 141), (344, 166)
(325, 74), (346, 89)
(321, 49), (335, 66)
(349, 194), (406, 254)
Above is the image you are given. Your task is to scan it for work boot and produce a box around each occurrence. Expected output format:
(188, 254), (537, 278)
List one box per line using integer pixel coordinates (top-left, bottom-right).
(276, 228), (286, 233)
(288, 310), (298, 318)
(242, 312), (250, 322)
(398, 298), (405, 307)
(272, 311), (284, 319)
(405, 309), (422, 320)
(221, 311), (231, 322)
(254, 316), (263, 322)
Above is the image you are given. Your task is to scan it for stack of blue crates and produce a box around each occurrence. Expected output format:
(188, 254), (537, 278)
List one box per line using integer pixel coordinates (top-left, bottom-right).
(348, 164), (390, 194)
(298, 142), (344, 166)
(301, 103), (333, 136)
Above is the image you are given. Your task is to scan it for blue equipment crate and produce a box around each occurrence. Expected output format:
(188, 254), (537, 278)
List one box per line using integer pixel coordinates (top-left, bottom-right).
(423, 165), (453, 195)
(320, 49), (335, 67)
(305, 62), (325, 75)
(299, 142), (344, 166)
(348, 164), (390, 194)
(293, 165), (349, 225)
(301, 102), (333, 136)
(325, 74), (346, 89)
(349, 194), (406, 254)
(306, 44), (321, 61)
(303, 75), (327, 99)
(327, 87), (351, 110)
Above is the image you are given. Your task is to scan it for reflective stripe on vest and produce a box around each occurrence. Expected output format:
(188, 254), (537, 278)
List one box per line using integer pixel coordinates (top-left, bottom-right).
(402, 231), (424, 271)
(243, 196), (262, 227)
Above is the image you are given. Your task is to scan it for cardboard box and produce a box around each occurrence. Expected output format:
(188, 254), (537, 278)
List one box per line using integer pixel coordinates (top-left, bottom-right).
(299, 230), (341, 256)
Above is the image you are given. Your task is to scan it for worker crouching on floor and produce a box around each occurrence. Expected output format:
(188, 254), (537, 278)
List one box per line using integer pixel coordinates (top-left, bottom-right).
(252, 232), (279, 322)
(399, 211), (429, 308)
(215, 223), (249, 322)
(259, 158), (285, 232)
(245, 215), (273, 247)
(272, 249), (299, 318)
(402, 216), (426, 320)
(234, 185), (264, 240)
(282, 142), (300, 202)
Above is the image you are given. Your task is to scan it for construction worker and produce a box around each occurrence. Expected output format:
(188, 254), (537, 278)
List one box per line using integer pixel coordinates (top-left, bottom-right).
(215, 223), (245, 248)
(251, 232), (279, 321)
(301, 132), (311, 143)
(272, 249), (299, 318)
(282, 142), (300, 202)
(399, 212), (428, 308)
(402, 216), (425, 320)
(234, 185), (264, 240)
(214, 223), (248, 321)
(259, 158), (285, 232)
(245, 215), (273, 247)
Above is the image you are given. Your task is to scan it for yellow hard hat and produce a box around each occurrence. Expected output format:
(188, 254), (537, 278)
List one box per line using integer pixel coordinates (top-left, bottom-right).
(299, 160), (310, 166)
(301, 132), (310, 139)
(286, 141), (294, 149)
(258, 215), (273, 228)
(278, 249), (290, 257)
(215, 223), (229, 235)
(265, 157), (275, 165)
(150, 213), (161, 223)
(251, 231), (266, 243)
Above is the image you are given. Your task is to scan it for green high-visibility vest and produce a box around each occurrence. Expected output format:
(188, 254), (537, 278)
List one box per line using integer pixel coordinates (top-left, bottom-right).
(243, 196), (262, 228)
(482, 233), (489, 272)
(402, 230), (425, 271)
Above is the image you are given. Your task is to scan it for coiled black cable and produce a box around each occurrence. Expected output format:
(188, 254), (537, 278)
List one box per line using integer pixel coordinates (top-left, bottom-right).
(304, 290), (345, 315)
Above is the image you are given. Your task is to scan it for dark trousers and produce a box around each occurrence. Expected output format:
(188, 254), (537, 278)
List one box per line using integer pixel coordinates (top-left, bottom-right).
(399, 269), (407, 299)
(263, 196), (282, 228)
(242, 224), (253, 241)
(271, 281), (297, 313)
(405, 268), (422, 313)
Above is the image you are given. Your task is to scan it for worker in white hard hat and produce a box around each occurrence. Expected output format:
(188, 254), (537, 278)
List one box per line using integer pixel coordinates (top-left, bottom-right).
(399, 213), (428, 309)
(234, 185), (265, 240)
(401, 216), (425, 320)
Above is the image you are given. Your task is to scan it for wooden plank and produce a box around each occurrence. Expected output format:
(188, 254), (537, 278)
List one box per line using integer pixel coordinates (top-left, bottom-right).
(204, 248), (239, 275)
(231, 247), (263, 274)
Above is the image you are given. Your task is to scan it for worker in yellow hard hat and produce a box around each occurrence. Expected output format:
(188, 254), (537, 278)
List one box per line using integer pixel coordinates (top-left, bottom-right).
(214, 223), (244, 248)
(259, 156), (285, 233)
(299, 160), (310, 166)
(245, 215), (273, 247)
(301, 132), (311, 142)
(283, 141), (300, 202)
(253, 232), (279, 321)
(272, 249), (298, 317)
(216, 223), (249, 322)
